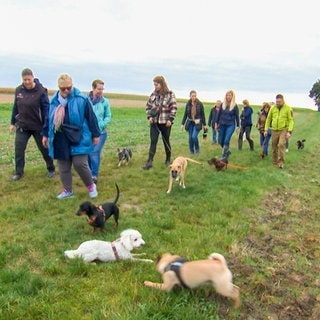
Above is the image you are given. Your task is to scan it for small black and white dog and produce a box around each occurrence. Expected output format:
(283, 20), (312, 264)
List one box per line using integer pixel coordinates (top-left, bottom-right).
(117, 147), (132, 167)
(296, 139), (306, 150)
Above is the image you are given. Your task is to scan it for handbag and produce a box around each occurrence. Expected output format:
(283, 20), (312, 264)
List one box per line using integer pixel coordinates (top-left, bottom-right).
(62, 124), (82, 145)
(184, 117), (191, 131)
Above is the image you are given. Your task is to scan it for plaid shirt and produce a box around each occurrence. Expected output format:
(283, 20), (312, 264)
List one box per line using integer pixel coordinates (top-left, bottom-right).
(146, 90), (177, 124)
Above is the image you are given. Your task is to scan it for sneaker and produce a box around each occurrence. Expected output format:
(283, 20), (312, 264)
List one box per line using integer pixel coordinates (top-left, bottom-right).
(57, 189), (74, 199)
(47, 171), (55, 178)
(88, 183), (98, 198)
(142, 160), (153, 170)
(12, 174), (23, 181)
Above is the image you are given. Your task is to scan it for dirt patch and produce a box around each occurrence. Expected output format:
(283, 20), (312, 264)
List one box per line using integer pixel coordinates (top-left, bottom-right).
(0, 93), (145, 108)
(224, 189), (320, 319)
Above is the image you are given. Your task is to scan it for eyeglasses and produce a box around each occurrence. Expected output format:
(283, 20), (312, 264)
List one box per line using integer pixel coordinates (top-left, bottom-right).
(59, 86), (72, 92)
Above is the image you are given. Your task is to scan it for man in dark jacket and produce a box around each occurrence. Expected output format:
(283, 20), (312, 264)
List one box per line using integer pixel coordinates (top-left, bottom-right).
(9, 68), (55, 181)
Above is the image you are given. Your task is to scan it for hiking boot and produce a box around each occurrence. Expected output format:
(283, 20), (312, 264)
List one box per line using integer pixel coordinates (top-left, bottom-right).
(57, 189), (74, 199)
(47, 171), (55, 178)
(165, 159), (171, 166)
(88, 183), (98, 198)
(142, 160), (153, 170)
(12, 174), (23, 181)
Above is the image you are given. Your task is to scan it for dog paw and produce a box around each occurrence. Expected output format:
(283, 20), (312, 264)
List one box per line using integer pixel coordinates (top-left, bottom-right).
(144, 281), (153, 287)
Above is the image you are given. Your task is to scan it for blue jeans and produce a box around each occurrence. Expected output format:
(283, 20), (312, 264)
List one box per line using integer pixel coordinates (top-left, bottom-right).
(212, 128), (218, 143)
(219, 124), (235, 160)
(188, 122), (201, 154)
(88, 132), (107, 177)
(260, 130), (271, 156)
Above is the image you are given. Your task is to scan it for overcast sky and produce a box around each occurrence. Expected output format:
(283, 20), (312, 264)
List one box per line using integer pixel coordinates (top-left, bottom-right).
(1, 0), (319, 108)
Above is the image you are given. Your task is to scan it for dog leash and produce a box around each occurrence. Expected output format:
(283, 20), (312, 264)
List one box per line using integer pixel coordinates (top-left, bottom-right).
(227, 163), (249, 170)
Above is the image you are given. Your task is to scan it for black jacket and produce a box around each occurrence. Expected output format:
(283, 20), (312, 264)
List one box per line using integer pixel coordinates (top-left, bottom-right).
(181, 99), (206, 126)
(11, 78), (49, 131)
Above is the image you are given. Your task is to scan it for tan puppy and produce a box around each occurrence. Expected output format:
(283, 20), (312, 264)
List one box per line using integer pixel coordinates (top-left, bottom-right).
(144, 252), (240, 308)
(167, 156), (202, 193)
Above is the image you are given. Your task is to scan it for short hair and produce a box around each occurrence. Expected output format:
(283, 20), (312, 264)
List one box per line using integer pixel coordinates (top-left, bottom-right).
(92, 79), (104, 89)
(242, 99), (250, 106)
(21, 68), (33, 77)
(276, 94), (284, 100)
(57, 73), (73, 84)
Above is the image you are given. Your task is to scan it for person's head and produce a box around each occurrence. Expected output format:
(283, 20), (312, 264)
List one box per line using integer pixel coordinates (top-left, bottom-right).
(262, 102), (270, 112)
(21, 68), (35, 90)
(215, 100), (222, 108)
(222, 90), (236, 110)
(275, 94), (284, 107)
(153, 75), (169, 94)
(189, 90), (197, 103)
(92, 79), (104, 97)
(58, 73), (73, 98)
(242, 99), (250, 107)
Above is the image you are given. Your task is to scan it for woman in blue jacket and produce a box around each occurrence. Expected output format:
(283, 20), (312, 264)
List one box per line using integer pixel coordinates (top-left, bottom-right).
(238, 99), (254, 151)
(88, 79), (111, 184)
(214, 90), (240, 164)
(42, 74), (100, 199)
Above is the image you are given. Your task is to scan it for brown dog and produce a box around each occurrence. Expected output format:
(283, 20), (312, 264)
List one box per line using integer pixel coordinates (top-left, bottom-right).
(207, 157), (228, 171)
(167, 156), (202, 193)
(144, 252), (240, 308)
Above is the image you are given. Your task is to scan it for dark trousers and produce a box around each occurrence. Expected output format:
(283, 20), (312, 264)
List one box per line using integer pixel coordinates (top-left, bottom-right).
(238, 125), (254, 150)
(14, 128), (55, 175)
(148, 123), (171, 162)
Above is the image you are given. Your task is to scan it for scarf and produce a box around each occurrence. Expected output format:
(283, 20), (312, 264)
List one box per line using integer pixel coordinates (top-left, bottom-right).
(54, 93), (68, 131)
(89, 91), (103, 105)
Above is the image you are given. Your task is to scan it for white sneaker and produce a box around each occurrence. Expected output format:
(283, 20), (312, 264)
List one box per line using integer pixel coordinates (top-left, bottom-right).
(89, 183), (98, 198)
(57, 189), (74, 199)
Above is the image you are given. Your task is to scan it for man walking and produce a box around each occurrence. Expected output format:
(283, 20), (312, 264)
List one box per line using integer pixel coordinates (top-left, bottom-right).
(264, 94), (294, 169)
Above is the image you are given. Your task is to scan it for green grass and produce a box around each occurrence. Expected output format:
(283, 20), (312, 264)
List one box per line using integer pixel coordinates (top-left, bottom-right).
(0, 100), (320, 319)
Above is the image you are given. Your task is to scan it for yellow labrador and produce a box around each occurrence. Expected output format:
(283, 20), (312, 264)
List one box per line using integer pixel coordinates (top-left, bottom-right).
(166, 156), (202, 193)
(144, 252), (240, 308)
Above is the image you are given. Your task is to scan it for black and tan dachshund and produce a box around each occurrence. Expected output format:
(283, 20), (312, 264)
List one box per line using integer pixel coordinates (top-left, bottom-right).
(76, 183), (120, 234)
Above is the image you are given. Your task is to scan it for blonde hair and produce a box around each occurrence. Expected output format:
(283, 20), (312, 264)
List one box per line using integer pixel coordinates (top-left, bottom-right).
(222, 90), (236, 110)
(153, 75), (170, 94)
(58, 73), (73, 84)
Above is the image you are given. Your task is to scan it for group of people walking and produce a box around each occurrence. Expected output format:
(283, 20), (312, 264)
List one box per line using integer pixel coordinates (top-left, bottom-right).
(10, 68), (111, 199)
(9, 70), (294, 199)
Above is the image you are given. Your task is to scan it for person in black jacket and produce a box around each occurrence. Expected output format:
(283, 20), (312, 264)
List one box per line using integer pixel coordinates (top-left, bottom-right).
(181, 90), (207, 154)
(9, 68), (55, 181)
(238, 99), (254, 151)
(208, 100), (222, 144)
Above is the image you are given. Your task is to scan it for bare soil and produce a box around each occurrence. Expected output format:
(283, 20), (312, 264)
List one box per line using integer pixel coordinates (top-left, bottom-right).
(0, 93), (144, 108)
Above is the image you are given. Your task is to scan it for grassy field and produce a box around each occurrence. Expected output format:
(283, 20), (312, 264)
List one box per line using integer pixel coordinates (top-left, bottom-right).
(0, 95), (319, 319)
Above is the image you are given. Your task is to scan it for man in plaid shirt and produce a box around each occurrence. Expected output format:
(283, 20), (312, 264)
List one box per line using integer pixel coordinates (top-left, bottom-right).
(143, 76), (177, 170)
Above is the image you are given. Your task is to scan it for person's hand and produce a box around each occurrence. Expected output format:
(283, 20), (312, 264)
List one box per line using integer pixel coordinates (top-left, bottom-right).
(286, 132), (291, 139)
(93, 137), (99, 145)
(194, 119), (200, 125)
(214, 124), (218, 131)
(166, 120), (172, 127)
(42, 136), (48, 148)
(9, 125), (16, 134)
(180, 124), (184, 131)
(264, 131), (268, 137)
(148, 118), (154, 124)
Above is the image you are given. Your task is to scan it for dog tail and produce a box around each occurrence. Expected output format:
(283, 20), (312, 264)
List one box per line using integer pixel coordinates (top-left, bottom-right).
(302, 139), (306, 142)
(208, 253), (227, 266)
(184, 157), (202, 165)
(113, 182), (120, 204)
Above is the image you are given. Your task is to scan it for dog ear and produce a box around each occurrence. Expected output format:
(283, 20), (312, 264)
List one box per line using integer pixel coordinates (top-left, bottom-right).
(169, 165), (173, 169)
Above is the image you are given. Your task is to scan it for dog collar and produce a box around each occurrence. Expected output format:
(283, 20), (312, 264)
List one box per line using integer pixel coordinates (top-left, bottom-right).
(111, 242), (120, 261)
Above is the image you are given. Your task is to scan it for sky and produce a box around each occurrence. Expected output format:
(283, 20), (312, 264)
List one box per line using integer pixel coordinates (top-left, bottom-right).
(1, 0), (320, 109)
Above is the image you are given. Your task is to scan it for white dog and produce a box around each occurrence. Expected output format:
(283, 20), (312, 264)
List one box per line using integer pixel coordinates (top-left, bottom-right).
(64, 229), (153, 263)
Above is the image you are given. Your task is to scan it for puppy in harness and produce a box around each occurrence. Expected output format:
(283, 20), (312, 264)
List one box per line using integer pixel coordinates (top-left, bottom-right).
(144, 252), (240, 308)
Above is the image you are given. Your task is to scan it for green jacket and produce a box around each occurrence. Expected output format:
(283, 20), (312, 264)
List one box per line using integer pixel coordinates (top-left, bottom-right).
(264, 103), (294, 132)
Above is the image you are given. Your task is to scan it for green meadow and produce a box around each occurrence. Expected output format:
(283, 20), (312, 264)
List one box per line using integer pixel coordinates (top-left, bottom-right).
(0, 95), (319, 319)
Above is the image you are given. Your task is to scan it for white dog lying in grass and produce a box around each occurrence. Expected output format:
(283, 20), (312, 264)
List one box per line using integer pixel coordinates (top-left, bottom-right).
(64, 229), (153, 263)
